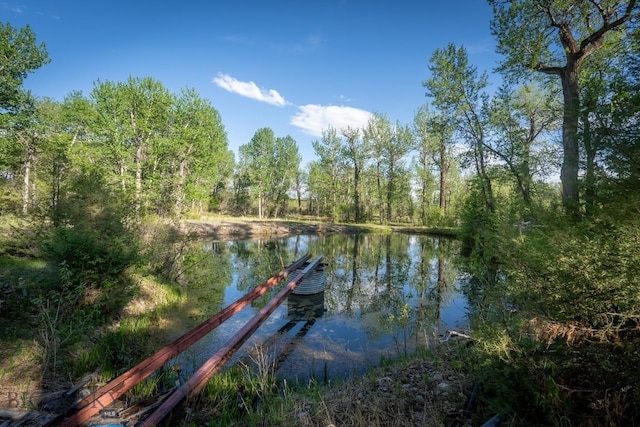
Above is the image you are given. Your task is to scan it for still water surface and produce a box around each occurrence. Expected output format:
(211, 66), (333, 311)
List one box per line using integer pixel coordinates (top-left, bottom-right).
(167, 233), (468, 383)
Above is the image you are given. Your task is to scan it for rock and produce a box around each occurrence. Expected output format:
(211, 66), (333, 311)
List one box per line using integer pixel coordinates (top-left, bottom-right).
(437, 382), (450, 395)
(376, 376), (393, 387)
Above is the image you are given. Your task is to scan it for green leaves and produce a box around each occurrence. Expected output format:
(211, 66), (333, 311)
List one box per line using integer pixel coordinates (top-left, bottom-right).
(238, 127), (300, 218)
(0, 23), (49, 114)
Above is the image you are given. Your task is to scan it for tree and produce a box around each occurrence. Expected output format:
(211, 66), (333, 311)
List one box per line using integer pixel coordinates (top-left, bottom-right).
(486, 83), (561, 207)
(576, 25), (640, 214)
(341, 126), (367, 223)
(7, 99), (40, 215)
(293, 167), (307, 215)
(165, 88), (231, 216)
(604, 26), (640, 193)
(239, 128), (299, 218)
(363, 114), (393, 224)
(425, 43), (495, 213)
(268, 135), (300, 217)
(0, 23), (49, 115)
(91, 77), (172, 216)
(489, 0), (638, 216)
(312, 127), (345, 221)
(413, 106), (454, 221)
(0, 23), (48, 215)
(384, 121), (413, 223)
(239, 128), (273, 219)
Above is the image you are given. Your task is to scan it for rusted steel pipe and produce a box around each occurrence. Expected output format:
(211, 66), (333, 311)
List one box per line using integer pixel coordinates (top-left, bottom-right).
(140, 255), (324, 427)
(52, 254), (310, 427)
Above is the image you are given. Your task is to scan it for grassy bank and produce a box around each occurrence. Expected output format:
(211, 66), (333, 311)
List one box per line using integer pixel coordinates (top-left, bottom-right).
(1, 216), (474, 426)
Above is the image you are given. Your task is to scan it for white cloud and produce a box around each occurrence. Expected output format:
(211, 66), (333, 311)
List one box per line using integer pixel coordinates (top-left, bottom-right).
(1, 2), (24, 12)
(290, 104), (373, 137)
(213, 73), (287, 107)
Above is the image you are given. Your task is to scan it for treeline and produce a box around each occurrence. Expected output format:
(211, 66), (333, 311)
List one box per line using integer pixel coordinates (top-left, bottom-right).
(0, 24), (556, 229)
(2, 4), (639, 233)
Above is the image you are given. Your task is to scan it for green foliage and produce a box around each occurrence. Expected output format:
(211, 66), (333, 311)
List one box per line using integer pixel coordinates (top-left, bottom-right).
(41, 169), (139, 285)
(31, 263), (88, 375)
(0, 22), (50, 114)
(458, 177), (500, 258)
(501, 217), (640, 328)
(239, 127), (300, 218)
(464, 324), (569, 426)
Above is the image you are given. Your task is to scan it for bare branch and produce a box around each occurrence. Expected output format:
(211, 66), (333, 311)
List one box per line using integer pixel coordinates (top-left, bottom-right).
(579, 0), (637, 57)
(535, 63), (564, 75)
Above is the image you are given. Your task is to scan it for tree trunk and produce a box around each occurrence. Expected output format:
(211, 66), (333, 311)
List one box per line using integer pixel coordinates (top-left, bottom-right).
(296, 176), (302, 215)
(22, 145), (33, 215)
(176, 158), (187, 216)
(421, 150), (428, 225)
(135, 142), (143, 215)
(582, 107), (597, 216)
(560, 62), (581, 216)
(386, 162), (394, 224)
(354, 163), (361, 223)
(376, 161), (383, 224)
(473, 124), (494, 213)
(439, 148), (448, 215)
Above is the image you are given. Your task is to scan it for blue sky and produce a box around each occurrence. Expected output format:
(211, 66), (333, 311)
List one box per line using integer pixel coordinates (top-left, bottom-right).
(4, 1), (499, 166)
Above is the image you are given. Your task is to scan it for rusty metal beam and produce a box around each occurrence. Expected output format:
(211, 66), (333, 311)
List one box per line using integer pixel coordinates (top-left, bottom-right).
(139, 255), (324, 427)
(51, 254), (310, 427)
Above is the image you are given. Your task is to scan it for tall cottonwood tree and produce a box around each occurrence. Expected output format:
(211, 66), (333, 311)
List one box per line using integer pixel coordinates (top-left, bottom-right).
(487, 83), (561, 207)
(312, 127), (345, 221)
(384, 121), (413, 223)
(268, 135), (300, 217)
(413, 106), (454, 221)
(238, 128), (273, 219)
(604, 28), (640, 192)
(8, 98), (44, 215)
(341, 126), (367, 223)
(576, 28), (640, 213)
(363, 114), (393, 224)
(0, 23), (49, 215)
(489, 0), (638, 216)
(425, 43), (495, 213)
(92, 77), (172, 216)
(0, 23), (49, 116)
(164, 88), (231, 216)
(239, 128), (299, 218)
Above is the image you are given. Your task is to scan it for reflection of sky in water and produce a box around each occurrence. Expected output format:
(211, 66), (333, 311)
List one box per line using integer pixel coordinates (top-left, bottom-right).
(171, 234), (469, 383)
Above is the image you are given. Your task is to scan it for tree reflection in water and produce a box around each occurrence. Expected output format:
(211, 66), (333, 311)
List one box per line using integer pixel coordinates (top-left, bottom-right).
(169, 233), (468, 383)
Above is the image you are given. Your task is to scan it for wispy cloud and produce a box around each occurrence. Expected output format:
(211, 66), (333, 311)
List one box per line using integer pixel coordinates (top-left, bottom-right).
(290, 104), (372, 137)
(220, 33), (322, 55)
(271, 34), (323, 54)
(213, 73), (288, 107)
(1, 2), (25, 13)
(465, 38), (495, 55)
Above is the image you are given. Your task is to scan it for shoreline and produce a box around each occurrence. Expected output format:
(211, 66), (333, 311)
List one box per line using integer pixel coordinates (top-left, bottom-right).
(179, 217), (458, 240)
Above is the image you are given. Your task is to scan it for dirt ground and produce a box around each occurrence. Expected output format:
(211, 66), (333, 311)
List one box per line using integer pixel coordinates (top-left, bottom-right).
(180, 218), (380, 240)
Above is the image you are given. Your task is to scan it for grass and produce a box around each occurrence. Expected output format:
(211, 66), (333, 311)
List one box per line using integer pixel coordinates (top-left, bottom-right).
(0, 248), (188, 397)
(1, 215), (471, 425)
(174, 340), (474, 427)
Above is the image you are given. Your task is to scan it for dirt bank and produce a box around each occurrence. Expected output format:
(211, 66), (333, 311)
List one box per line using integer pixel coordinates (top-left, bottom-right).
(180, 218), (458, 240)
(181, 218), (381, 240)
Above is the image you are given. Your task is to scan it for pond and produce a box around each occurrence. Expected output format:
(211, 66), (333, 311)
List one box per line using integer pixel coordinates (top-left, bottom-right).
(164, 233), (469, 384)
